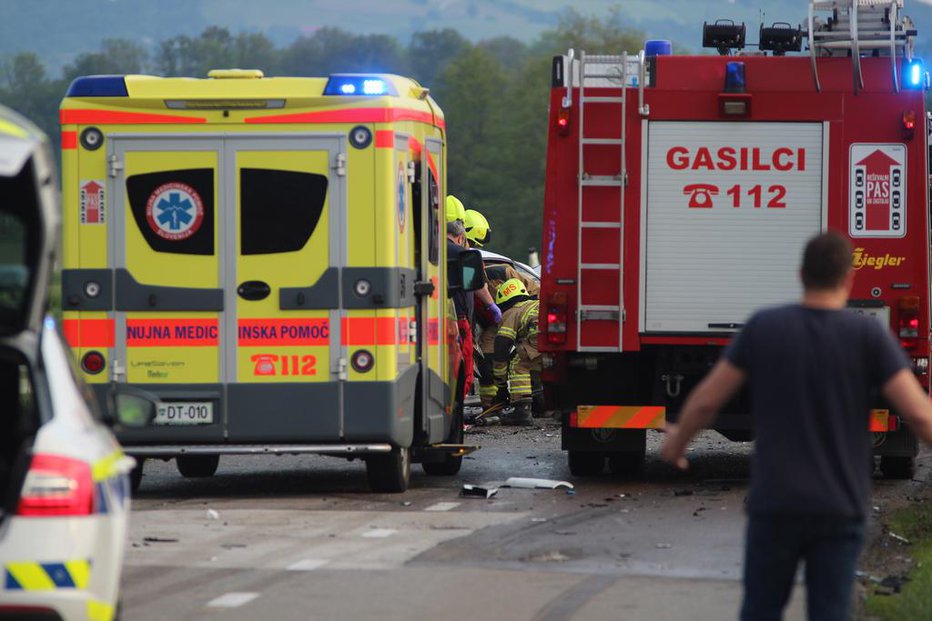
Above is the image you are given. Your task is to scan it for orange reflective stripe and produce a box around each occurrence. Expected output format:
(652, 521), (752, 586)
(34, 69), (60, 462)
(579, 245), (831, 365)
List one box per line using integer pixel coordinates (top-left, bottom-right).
(62, 319), (115, 349)
(375, 130), (394, 148)
(576, 405), (666, 429)
(869, 409), (890, 432)
(238, 318), (330, 346)
(127, 319), (219, 347)
(244, 107), (444, 129)
(61, 109), (206, 125)
(61, 131), (77, 150)
(341, 317), (399, 346)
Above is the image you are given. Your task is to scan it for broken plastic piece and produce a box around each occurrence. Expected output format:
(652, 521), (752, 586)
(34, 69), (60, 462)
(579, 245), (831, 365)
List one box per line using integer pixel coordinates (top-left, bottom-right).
(503, 477), (575, 490)
(461, 484), (498, 498)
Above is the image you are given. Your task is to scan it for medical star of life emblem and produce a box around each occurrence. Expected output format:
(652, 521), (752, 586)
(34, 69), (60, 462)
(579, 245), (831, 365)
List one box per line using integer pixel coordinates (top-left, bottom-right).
(145, 182), (205, 241)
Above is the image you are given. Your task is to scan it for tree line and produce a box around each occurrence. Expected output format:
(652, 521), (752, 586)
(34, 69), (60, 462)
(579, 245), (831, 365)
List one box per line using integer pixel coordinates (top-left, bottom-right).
(0, 9), (647, 260)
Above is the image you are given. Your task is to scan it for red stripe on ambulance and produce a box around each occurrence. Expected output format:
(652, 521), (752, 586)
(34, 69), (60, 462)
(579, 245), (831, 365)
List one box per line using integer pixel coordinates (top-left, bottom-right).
(127, 319), (218, 347)
(62, 319), (115, 348)
(238, 318), (330, 346)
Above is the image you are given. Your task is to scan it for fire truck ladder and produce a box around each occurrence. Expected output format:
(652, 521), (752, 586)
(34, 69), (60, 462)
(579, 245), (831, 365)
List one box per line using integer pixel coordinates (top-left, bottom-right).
(806, 0), (916, 92)
(573, 51), (641, 352)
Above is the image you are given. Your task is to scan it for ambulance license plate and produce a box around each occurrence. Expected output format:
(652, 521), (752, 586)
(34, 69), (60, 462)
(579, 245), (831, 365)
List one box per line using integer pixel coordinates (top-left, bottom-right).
(155, 402), (214, 425)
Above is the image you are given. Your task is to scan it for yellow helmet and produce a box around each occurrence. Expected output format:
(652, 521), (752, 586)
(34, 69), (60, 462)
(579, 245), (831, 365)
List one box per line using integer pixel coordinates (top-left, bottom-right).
(464, 209), (491, 247)
(445, 195), (466, 223)
(496, 278), (528, 305)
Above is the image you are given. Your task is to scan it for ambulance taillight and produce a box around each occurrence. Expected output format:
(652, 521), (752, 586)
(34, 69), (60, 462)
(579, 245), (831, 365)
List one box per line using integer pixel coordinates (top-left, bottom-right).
(545, 292), (568, 345)
(81, 351), (105, 375)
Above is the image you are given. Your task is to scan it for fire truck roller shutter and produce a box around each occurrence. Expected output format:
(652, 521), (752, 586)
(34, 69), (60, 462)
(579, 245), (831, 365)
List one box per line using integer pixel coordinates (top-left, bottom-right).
(642, 122), (824, 334)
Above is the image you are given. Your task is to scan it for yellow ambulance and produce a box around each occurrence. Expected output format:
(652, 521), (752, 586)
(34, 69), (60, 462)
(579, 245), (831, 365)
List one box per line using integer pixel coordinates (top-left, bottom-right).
(60, 70), (482, 492)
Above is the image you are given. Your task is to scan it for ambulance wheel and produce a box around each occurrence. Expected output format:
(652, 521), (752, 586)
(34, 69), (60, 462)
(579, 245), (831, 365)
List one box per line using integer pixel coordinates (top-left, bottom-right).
(367, 446), (411, 493)
(608, 451), (645, 477)
(568, 451), (604, 476)
(129, 458), (145, 493)
(176, 455), (219, 478)
(423, 400), (465, 476)
(880, 455), (915, 480)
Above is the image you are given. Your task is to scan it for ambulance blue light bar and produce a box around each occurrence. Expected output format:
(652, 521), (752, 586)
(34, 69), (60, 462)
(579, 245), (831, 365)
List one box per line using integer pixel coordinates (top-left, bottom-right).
(904, 58), (926, 89)
(323, 75), (397, 97)
(65, 76), (129, 97)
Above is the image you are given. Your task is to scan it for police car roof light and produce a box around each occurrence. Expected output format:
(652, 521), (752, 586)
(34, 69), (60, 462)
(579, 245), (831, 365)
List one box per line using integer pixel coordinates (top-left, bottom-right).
(65, 76), (129, 98)
(324, 75), (398, 97)
(904, 58), (925, 89)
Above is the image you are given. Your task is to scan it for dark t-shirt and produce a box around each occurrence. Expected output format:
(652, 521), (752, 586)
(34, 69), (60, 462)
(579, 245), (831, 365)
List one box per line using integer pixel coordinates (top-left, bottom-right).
(447, 240), (473, 320)
(725, 304), (909, 517)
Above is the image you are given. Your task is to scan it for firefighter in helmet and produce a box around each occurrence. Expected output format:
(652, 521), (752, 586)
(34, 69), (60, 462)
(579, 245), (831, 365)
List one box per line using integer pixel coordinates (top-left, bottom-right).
(493, 278), (540, 426)
(464, 209), (491, 248)
(446, 194), (466, 224)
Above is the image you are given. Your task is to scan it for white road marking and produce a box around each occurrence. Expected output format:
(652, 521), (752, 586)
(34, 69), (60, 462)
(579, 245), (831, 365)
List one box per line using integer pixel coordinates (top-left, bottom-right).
(424, 502), (460, 512)
(362, 528), (397, 538)
(206, 592), (259, 608)
(287, 558), (330, 571)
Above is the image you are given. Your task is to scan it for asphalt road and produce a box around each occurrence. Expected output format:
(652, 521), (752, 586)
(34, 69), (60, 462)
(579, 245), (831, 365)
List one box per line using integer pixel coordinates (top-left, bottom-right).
(123, 420), (928, 620)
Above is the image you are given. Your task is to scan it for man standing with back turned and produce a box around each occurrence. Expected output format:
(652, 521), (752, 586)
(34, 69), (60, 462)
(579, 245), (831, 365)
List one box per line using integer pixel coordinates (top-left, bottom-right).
(661, 231), (932, 621)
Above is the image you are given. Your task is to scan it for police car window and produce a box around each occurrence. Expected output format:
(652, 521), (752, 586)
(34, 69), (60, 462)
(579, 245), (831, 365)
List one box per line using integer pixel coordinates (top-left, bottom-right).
(428, 169), (440, 266)
(240, 168), (328, 255)
(0, 164), (39, 332)
(126, 169), (215, 255)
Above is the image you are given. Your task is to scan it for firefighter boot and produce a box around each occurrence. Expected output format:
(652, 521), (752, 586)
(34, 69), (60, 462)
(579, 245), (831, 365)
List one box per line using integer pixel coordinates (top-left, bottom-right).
(501, 400), (533, 427)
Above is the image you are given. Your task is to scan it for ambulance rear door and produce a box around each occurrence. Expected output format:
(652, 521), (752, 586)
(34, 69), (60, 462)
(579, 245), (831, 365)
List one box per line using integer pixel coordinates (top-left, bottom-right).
(109, 136), (225, 442)
(225, 135), (345, 442)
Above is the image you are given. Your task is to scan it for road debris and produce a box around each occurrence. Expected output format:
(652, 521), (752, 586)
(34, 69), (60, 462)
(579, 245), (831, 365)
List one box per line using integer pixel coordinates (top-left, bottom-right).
(527, 551), (570, 563)
(503, 477), (574, 490)
(674, 489), (694, 497)
(143, 536), (178, 543)
(887, 531), (911, 545)
(206, 508), (220, 520)
(655, 543), (672, 549)
(461, 484), (498, 499)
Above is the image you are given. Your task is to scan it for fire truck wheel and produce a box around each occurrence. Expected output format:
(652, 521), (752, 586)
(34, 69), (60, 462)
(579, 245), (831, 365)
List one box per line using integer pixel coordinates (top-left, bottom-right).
(367, 446), (411, 493)
(568, 451), (605, 476)
(176, 455), (220, 478)
(608, 452), (645, 476)
(879, 455), (915, 480)
(423, 400), (464, 476)
(130, 458), (145, 493)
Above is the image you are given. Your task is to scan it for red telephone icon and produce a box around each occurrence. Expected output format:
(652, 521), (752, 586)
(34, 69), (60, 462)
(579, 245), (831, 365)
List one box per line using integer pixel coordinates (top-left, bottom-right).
(683, 183), (719, 209)
(251, 354), (279, 376)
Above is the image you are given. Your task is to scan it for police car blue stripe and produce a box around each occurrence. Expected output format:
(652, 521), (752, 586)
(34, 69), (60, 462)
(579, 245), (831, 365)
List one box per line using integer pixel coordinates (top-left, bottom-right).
(95, 482), (109, 514)
(41, 563), (76, 588)
(4, 570), (23, 590)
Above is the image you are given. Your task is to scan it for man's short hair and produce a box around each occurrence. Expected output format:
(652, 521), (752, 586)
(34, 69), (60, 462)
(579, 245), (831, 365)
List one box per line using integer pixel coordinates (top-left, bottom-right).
(801, 231), (853, 290)
(447, 220), (465, 237)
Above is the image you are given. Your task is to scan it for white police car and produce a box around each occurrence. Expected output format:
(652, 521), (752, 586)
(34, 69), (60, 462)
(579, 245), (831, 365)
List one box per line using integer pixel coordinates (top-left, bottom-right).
(0, 106), (153, 621)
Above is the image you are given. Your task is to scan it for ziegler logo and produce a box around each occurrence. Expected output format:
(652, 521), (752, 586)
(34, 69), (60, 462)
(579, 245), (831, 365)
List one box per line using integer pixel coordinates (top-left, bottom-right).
(852, 248), (906, 270)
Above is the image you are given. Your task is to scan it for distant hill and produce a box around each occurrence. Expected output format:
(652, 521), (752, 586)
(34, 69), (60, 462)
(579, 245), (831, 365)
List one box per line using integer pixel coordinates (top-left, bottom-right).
(5, 0), (932, 73)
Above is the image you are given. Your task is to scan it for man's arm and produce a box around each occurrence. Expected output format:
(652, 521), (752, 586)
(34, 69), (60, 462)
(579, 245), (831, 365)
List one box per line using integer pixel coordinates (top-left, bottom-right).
(882, 369), (932, 444)
(660, 359), (747, 470)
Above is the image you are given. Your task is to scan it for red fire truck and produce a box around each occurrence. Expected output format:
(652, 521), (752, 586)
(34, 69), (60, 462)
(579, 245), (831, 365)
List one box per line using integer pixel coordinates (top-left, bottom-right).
(539, 0), (930, 478)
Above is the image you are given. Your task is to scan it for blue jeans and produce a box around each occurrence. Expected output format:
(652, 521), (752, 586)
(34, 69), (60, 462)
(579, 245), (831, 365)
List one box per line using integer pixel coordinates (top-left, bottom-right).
(740, 514), (865, 621)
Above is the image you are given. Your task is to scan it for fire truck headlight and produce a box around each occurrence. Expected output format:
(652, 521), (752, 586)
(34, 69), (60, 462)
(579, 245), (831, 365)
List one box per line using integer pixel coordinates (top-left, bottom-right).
(904, 58), (926, 89)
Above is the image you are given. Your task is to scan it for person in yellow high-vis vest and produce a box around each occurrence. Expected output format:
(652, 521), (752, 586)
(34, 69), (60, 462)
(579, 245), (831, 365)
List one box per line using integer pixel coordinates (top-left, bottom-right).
(492, 278), (540, 426)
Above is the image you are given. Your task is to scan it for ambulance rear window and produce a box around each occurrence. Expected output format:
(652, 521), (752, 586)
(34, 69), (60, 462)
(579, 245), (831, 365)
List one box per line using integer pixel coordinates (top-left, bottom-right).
(126, 169), (215, 255)
(240, 168), (327, 255)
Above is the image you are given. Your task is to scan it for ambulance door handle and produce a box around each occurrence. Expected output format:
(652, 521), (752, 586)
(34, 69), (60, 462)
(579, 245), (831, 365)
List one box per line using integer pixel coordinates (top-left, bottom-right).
(237, 280), (271, 301)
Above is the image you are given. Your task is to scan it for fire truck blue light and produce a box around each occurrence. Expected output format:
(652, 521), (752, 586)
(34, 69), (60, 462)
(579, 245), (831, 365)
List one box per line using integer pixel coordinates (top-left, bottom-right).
(906, 59), (924, 88)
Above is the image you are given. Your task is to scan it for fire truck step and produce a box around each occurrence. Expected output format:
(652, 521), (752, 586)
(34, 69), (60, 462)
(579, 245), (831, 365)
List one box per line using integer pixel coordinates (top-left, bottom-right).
(580, 222), (621, 228)
(580, 263), (621, 270)
(580, 96), (625, 103)
(580, 177), (624, 186)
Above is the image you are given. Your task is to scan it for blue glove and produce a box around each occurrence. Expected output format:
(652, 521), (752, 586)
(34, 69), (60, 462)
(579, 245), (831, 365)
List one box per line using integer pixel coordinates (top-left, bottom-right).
(486, 302), (503, 325)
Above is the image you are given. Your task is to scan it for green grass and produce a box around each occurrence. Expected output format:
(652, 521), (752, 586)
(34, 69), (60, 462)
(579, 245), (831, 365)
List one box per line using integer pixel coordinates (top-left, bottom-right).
(865, 502), (932, 620)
